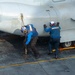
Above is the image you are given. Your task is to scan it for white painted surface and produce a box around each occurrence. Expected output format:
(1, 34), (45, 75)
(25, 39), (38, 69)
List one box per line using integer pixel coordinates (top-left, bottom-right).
(0, 0), (75, 42)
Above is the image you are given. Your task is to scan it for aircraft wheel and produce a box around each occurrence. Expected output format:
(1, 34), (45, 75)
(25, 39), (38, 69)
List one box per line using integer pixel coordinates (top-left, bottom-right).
(61, 41), (73, 48)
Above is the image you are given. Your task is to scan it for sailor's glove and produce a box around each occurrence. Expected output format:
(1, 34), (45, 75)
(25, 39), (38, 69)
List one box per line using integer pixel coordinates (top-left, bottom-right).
(43, 24), (47, 28)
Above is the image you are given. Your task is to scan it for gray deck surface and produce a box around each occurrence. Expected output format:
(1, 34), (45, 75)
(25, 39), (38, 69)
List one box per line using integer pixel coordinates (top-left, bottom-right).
(0, 32), (75, 75)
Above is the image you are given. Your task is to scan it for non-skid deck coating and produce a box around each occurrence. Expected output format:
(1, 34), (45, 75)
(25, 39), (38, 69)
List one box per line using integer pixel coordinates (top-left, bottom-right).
(0, 32), (75, 75)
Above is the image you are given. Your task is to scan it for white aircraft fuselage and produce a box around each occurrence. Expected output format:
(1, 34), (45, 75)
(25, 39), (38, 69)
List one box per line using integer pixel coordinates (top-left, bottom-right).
(0, 0), (75, 43)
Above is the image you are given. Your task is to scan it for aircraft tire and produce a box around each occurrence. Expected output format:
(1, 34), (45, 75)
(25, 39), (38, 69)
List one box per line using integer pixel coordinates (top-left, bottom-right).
(61, 41), (73, 48)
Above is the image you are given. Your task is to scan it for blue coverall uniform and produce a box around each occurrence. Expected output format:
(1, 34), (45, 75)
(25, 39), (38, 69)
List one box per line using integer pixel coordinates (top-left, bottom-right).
(44, 25), (61, 57)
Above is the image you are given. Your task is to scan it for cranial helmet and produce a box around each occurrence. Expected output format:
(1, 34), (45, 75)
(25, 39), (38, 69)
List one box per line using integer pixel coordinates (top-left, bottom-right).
(50, 21), (55, 24)
(21, 26), (27, 31)
(21, 26), (27, 33)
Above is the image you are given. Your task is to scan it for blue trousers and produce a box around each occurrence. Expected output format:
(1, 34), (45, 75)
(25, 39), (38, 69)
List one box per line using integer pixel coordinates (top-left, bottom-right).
(49, 38), (60, 56)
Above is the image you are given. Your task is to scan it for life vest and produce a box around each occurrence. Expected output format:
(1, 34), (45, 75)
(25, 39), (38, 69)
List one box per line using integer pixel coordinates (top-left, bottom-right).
(25, 24), (34, 33)
(27, 24), (38, 37)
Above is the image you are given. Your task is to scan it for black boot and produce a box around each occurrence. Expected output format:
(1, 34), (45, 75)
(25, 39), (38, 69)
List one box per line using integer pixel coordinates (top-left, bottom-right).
(34, 53), (40, 59)
(55, 54), (59, 59)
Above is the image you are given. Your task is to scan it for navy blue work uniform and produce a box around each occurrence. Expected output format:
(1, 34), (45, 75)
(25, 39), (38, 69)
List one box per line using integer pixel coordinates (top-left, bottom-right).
(44, 25), (61, 58)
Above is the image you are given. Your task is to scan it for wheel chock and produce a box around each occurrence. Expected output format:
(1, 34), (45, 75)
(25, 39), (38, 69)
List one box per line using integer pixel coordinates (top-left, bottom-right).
(52, 46), (75, 52)
(59, 46), (75, 51)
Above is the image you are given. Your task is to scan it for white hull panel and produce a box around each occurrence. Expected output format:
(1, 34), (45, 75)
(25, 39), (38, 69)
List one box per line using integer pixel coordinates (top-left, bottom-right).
(0, 0), (75, 43)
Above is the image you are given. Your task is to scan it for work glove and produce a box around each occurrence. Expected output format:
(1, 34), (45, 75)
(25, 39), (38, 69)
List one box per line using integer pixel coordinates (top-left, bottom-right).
(43, 24), (47, 28)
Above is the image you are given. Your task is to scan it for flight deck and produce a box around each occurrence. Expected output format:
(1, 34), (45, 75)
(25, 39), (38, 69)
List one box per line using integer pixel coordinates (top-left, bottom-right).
(0, 32), (75, 75)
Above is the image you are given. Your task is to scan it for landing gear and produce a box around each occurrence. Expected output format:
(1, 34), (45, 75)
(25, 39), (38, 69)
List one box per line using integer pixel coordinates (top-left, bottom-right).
(61, 41), (73, 48)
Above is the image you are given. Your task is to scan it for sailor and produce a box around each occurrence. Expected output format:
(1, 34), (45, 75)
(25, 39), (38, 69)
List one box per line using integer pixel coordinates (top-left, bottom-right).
(43, 21), (61, 59)
(21, 24), (40, 59)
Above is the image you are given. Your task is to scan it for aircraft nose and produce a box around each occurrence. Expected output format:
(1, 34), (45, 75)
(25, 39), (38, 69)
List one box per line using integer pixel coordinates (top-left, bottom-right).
(0, 13), (23, 35)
